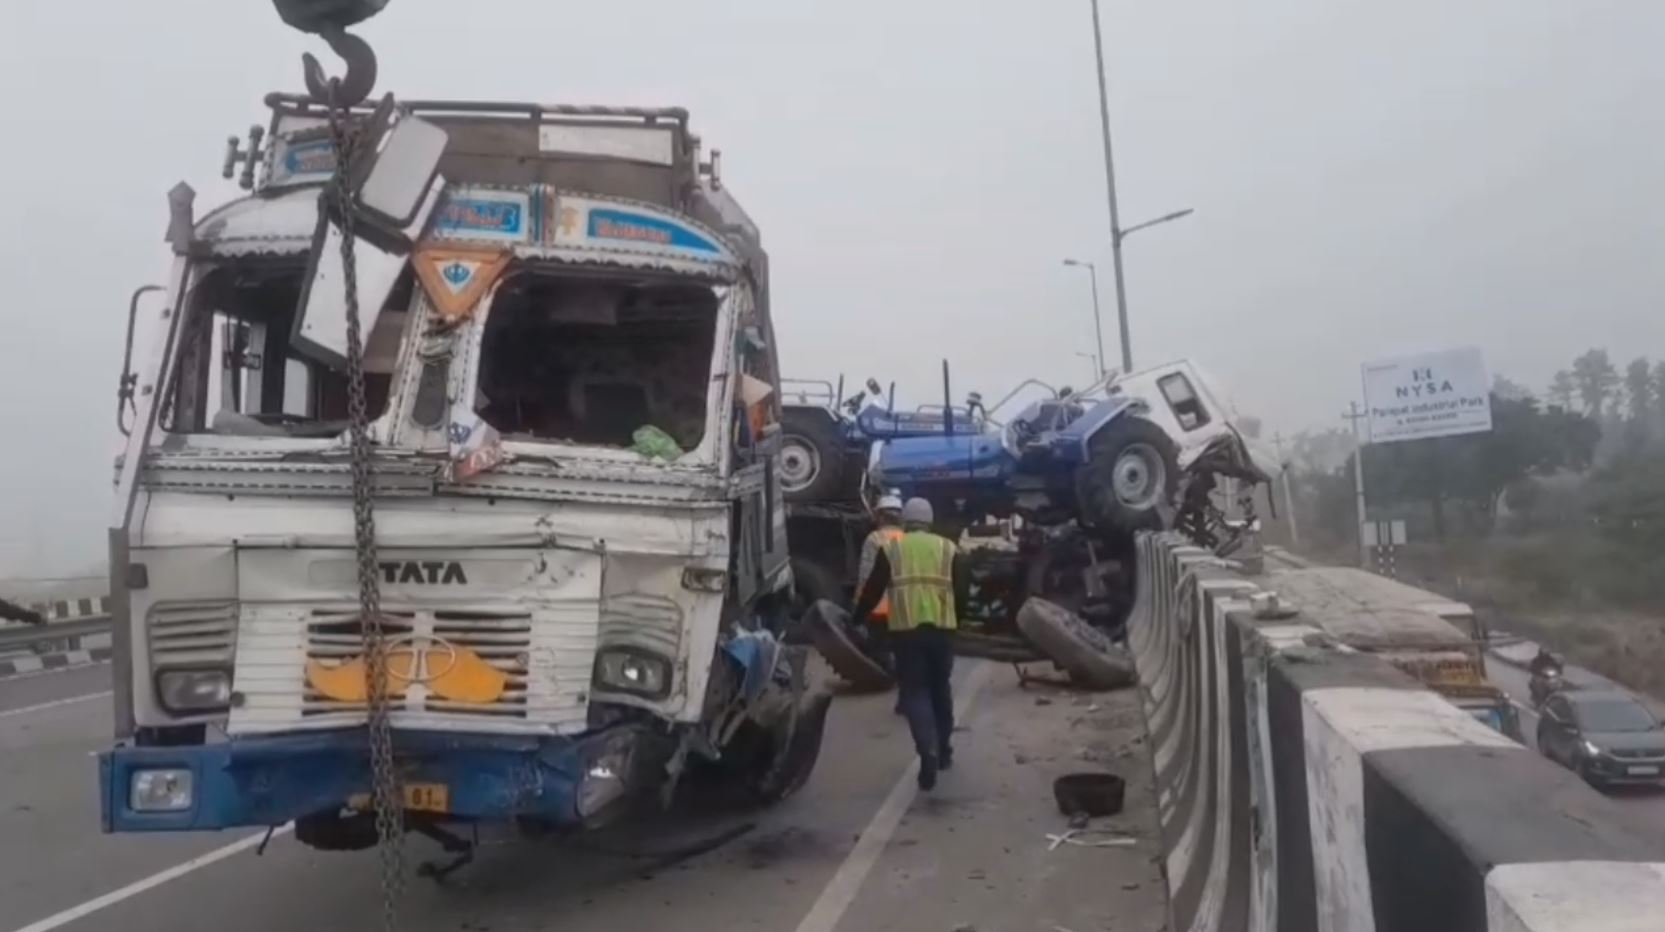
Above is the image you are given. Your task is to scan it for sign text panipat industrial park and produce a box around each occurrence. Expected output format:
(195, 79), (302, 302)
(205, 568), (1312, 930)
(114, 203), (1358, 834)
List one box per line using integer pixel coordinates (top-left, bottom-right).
(1362, 346), (1493, 443)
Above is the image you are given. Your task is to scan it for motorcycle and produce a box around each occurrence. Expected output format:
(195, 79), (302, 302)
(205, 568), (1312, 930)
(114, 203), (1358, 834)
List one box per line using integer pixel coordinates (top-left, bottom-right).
(1529, 666), (1564, 708)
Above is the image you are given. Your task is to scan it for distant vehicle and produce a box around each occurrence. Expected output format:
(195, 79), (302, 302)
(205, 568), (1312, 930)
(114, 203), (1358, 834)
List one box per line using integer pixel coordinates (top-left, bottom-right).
(1538, 690), (1665, 789)
(1530, 666), (1571, 708)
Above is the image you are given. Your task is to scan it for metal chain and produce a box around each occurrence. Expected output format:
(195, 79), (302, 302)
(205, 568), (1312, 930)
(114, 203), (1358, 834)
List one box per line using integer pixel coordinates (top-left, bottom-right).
(325, 86), (405, 930)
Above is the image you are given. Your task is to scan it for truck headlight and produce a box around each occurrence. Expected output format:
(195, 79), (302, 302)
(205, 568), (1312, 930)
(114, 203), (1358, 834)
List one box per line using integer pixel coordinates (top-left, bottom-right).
(593, 649), (672, 699)
(130, 768), (194, 812)
(156, 669), (232, 713)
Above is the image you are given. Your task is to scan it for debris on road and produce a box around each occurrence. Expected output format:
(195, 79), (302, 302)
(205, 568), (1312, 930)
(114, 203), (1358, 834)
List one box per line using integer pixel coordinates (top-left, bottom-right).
(1053, 772), (1126, 819)
(1016, 598), (1136, 690)
(1045, 829), (1138, 852)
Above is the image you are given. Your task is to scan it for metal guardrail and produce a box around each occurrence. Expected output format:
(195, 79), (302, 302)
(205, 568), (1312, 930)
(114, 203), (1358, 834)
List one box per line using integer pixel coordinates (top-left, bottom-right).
(0, 616), (113, 652)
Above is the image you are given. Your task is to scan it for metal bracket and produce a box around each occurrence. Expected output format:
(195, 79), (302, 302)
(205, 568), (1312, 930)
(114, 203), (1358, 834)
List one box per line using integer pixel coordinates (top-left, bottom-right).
(221, 125), (266, 191)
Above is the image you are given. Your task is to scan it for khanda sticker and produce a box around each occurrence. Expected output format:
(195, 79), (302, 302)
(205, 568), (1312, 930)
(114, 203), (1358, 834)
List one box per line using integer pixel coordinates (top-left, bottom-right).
(414, 245), (512, 321)
(304, 633), (510, 705)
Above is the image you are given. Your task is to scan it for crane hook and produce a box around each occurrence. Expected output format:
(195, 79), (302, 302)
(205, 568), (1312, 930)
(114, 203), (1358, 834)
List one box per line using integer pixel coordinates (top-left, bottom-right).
(302, 28), (378, 107)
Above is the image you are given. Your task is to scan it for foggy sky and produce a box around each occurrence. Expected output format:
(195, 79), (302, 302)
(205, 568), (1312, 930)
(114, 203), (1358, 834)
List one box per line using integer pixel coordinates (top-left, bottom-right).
(2, 0), (1661, 575)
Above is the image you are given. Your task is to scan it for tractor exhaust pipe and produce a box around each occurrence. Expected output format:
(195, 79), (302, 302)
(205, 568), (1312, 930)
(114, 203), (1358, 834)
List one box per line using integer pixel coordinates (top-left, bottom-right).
(942, 360), (954, 437)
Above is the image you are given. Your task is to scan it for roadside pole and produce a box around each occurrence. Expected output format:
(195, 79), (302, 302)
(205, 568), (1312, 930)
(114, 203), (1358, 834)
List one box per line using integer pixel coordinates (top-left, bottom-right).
(1273, 432), (1301, 547)
(1343, 401), (1369, 568)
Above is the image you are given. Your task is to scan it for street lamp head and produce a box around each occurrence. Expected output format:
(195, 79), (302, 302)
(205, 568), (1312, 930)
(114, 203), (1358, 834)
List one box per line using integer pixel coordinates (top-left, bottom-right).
(1062, 258), (1092, 269)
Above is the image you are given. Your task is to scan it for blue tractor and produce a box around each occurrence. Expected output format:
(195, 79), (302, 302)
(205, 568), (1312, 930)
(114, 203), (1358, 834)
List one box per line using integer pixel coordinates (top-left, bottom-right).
(784, 361), (1271, 657)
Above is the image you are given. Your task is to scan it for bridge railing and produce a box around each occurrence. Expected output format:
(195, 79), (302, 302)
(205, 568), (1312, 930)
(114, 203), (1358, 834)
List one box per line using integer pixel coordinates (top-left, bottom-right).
(1129, 533), (1665, 932)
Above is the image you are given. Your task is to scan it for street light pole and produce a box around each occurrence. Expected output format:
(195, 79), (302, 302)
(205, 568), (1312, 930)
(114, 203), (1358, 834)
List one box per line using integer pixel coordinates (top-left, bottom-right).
(1062, 259), (1106, 377)
(1088, 0), (1133, 374)
(1074, 351), (1100, 384)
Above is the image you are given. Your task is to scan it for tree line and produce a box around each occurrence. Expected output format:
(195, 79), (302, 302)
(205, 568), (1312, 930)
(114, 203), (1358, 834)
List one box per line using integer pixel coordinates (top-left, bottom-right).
(1278, 347), (1665, 606)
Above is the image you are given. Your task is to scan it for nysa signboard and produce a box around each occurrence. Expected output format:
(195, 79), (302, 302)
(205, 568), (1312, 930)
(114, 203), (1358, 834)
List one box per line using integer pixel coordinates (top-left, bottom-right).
(1362, 346), (1493, 443)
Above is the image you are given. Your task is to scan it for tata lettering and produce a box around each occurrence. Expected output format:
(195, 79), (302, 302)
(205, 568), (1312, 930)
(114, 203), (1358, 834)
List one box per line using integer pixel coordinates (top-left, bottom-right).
(378, 561), (469, 584)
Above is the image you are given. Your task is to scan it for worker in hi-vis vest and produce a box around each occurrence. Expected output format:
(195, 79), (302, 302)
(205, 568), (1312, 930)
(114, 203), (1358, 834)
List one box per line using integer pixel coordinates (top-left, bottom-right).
(856, 493), (905, 625)
(858, 493), (906, 714)
(852, 497), (968, 791)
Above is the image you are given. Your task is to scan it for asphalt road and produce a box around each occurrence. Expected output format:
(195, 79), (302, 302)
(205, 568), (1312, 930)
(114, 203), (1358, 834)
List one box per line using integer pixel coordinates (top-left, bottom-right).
(0, 661), (1165, 932)
(1487, 655), (1665, 829)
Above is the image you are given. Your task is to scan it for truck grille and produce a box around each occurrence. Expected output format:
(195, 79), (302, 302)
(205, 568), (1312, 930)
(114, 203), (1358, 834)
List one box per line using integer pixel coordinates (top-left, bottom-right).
(148, 601), (238, 667)
(301, 608), (532, 719)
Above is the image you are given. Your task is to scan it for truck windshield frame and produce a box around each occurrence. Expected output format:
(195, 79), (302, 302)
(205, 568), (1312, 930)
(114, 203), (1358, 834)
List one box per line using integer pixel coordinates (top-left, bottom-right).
(158, 260), (411, 439)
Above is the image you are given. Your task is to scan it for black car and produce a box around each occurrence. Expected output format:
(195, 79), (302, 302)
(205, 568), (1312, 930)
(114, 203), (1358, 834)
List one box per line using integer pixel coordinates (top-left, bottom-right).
(1537, 690), (1665, 789)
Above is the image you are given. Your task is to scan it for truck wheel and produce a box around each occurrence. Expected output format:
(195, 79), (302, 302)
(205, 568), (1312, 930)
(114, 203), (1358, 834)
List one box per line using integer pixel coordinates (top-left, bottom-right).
(749, 688), (834, 804)
(1015, 597), (1136, 691)
(780, 409), (846, 503)
(1075, 417), (1179, 533)
(782, 557), (848, 645)
(803, 599), (895, 692)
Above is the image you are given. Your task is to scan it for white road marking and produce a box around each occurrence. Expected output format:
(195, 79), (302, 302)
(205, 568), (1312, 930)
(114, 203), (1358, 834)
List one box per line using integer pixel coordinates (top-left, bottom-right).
(792, 660), (993, 932)
(0, 691), (111, 720)
(0, 660), (110, 684)
(9, 825), (294, 932)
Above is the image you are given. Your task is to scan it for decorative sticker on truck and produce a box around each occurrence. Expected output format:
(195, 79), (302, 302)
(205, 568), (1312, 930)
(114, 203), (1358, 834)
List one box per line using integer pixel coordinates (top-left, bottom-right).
(548, 194), (734, 265)
(432, 188), (531, 243)
(413, 245), (512, 320)
(263, 134), (337, 189)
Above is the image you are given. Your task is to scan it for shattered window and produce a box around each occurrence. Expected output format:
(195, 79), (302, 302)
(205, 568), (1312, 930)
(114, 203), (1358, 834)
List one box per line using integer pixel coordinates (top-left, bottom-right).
(475, 274), (718, 451)
(1157, 373), (1210, 431)
(163, 265), (406, 436)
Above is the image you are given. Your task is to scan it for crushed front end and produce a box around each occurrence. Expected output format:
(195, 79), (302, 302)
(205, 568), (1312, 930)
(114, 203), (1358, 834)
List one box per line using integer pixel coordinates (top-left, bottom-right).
(100, 94), (816, 846)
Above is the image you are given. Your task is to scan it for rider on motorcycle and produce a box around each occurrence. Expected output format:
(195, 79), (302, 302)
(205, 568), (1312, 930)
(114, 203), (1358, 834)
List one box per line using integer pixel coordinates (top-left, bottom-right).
(1529, 647), (1563, 678)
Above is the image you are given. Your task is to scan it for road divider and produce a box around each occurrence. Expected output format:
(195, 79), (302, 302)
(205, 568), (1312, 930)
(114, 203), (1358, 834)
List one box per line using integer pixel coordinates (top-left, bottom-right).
(1128, 532), (1665, 932)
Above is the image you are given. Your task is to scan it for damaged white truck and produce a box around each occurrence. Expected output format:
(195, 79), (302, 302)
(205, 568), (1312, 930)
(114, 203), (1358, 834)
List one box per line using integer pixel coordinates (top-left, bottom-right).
(99, 90), (825, 861)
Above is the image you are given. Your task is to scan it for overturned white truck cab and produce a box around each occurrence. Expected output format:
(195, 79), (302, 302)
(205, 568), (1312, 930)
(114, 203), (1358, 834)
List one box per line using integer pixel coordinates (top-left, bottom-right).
(100, 95), (822, 850)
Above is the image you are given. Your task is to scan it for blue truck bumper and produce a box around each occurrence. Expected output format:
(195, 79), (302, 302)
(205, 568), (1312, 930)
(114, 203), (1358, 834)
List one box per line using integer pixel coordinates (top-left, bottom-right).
(99, 726), (648, 833)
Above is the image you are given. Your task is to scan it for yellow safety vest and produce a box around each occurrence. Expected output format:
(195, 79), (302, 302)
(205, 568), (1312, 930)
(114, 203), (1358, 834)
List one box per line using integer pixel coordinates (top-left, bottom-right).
(862, 527), (905, 621)
(882, 531), (958, 633)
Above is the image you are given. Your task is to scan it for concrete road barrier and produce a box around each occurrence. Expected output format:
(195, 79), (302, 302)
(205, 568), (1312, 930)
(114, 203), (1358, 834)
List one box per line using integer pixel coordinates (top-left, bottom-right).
(1129, 533), (1665, 932)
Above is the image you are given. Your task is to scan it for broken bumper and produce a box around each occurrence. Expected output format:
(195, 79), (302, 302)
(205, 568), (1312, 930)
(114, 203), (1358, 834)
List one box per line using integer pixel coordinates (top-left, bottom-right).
(98, 725), (652, 833)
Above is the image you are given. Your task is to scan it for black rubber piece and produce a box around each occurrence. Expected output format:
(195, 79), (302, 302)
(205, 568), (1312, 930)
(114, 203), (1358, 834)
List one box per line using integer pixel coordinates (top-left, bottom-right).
(803, 600), (894, 692)
(1053, 772), (1126, 818)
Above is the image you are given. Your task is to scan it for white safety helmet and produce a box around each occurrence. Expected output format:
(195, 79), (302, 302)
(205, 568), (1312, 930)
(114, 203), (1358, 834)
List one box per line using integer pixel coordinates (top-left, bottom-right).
(876, 492), (904, 513)
(901, 497), (935, 526)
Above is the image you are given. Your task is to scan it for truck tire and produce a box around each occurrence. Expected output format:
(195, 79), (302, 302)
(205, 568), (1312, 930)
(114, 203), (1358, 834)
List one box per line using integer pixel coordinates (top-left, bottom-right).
(1075, 417), (1180, 534)
(803, 599), (894, 692)
(780, 409), (846, 503)
(749, 687), (834, 804)
(1015, 597), (1136, 691)
(782, 557), (848, 645)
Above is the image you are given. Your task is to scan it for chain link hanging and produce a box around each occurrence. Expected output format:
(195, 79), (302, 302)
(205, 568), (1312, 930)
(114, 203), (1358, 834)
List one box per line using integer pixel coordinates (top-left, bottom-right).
(324, 86), (406, 931)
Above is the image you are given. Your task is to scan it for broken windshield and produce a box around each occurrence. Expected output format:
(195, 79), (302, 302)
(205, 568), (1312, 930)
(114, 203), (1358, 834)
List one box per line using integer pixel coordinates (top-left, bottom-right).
(473, 274), (720, 453)
(161, 264), (407, 438)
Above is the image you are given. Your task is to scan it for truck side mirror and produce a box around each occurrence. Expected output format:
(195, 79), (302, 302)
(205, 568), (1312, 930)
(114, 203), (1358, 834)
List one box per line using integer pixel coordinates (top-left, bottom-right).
(865, 378), (882, 395)
(357, 114), (449, 229)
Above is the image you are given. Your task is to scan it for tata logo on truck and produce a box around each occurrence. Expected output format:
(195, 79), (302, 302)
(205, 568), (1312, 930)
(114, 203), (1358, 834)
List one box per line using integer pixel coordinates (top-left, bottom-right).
(378, 561), (469, 585)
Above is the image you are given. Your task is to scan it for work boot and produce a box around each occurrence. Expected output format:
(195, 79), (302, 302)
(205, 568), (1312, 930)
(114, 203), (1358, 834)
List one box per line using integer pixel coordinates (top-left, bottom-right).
(938, 745), (954, 771)
(917, 753), (939, 791)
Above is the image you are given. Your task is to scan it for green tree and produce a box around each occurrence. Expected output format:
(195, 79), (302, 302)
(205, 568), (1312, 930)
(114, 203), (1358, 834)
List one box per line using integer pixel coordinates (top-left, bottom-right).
(1571, 349), (1620, 418)
(1586, 452), (1665, 552)
(1492, 374), (1533, 402)
(1362, 394), (1599, 537)
(1548, 370), (1576, 410)
(1624, 357), (1653, 422)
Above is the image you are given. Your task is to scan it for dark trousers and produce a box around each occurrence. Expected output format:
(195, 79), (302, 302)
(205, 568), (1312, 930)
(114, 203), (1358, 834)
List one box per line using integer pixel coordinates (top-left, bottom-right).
(891, 625), (954, 760)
